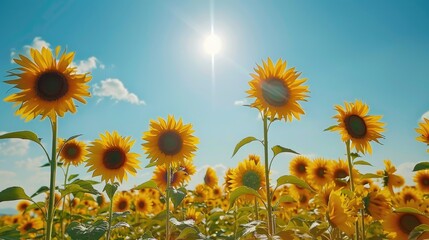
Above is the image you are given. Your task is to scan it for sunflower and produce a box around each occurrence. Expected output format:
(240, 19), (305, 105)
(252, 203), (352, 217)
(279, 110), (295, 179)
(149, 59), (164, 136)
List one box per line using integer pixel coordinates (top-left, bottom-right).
(313, 183), (336, 212)
(185, 207), (202, 224)
(16, 200), (31, 213)
(395, 186), (421, 205)
(416, 118), (429, 152)
(414, 170), (429, 193)
(248, 154), (260, 165)
(57, 138), (87, 166)
(152, 164), (187, 190)
(210, 185), (223, 199)
(18, 216), (43, 237)
(363, 188), (391, 220)
(331, 100), (384, 154)
(142, 115), (198, 167)
(134, 193), (152, 214)
(247, 58), (309, 121)
(113, 192), (131, 212)
(223, 168), (234, 192)
(178, 159), (196, 183)
(86, 131), (140, 183)
(204, 167), (218, 188)
(4, 47), (91, 121)
(289, 155), (310, 179)
(229, 159), (265, 201)
(383, 201), (429, 240)
(330, 159), (359, 188)
(377, 160), (404, 195)
(307, 158), (332, 188)
(327, 190), (356, 237)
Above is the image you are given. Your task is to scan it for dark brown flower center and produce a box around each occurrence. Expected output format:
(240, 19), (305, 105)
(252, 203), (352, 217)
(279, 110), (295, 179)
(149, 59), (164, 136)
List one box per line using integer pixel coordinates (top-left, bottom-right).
(117, 200), (128, 211)
(23, 222), (33, 231)
(335, 169), (348, 179)
(421, 177), (429, 186)
(297, 163), (307, 173)
(36, 71), (69, 101)
(63, 143), (80, 160)
(261, 78), (290, 107)
(345, 115), (367, 139)
(158, 131), (183, 155)
(137, 200), (146, 209)
(399, 213), (421, 234)
(403, 193), (417, 203)
(103, 148), (126, 170)
(242, 171), (261, 190)
(316, 167), (326, 178)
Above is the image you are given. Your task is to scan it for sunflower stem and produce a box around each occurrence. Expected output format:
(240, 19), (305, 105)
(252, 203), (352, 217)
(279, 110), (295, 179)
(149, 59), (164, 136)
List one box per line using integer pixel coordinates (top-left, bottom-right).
(166, 163), (171, 240)
(263, 115), (274, 236)
(361, 208), (365, 240)
(46, 116), (58, 240)
(254, 197), (259, 221)
(106, 196), (114, 240)
(60, 165), (70, 240)
(346, 140), (359, 240)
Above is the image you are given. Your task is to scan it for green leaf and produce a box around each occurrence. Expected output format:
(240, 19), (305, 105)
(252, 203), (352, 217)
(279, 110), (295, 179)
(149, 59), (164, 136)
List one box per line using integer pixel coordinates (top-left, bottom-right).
(350, 152), (361, 160)
(323, 125), (337, 131)
(271, 145), (299, 158)
(111, 221), (130, 230)
(24, 202), (45, 214)
(360, 173), (383, 179)
(413, 162), (429, 172)
(71, 180), (100, 195)
(409, 224), (429, 240)
(60, 184), (93, 196)
(112, 211), (131, 220)
(31, 186), (49, 198)
(66, 134), (83, 142)
(277, 195), (296, 204)
(276, 175), (315, 192)
(177, 227), (199, 240)
(232, 136), (259, 158)
(0, 224), (20, 240)
(145, 161), (159, 168)
(133, 180), (158, 190)
(167, 187), (186, 209)
(0, 187), (31, 202)
(394, 207), (426, 216)
(229, 186), (261, 209)
(103, 183), (119, 200)
(353, 160), (373, 166)
(0, 131), (41, 144)
(66, 220), (108, 240)
(68, 174), (79, 182)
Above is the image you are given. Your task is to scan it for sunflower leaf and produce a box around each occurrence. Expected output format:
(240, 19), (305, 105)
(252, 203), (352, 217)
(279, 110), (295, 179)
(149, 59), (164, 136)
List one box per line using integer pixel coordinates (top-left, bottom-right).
(177, 227), (199, 240)
(65, 134), (83, 142)
(168, 187), (186, 209)
(71, 180), (100, 196)
(409, 224), (429, 240)
(394, 207), (426, 216)
(0, 187), (31, 202)
(353, 160), (372, 166)
(271, 145), (299, 158)
(66, 220), (108, 240)
(31, 186), (49, 198)
(0, 224), (20, 239)
(68, 174), (79, 182)
(103, 183), (119, 200)
(0, 131), (41, 144)
(133, 180), (159, 191)
(277, 195), (296, 204)
(145, 161), (159, 168)
(350, 152), (361, 160)
(360, 173), (383, 179)
(111, 221), (130, 230)
(60, 184), (94, 196)
(413, 162), (429, 171)
(229, 186), (261, 209)
(323, 125), (337, 131)
(276, 175), (315, 192)
(232, 136), (259, 158)
(24, 202), (45, 214)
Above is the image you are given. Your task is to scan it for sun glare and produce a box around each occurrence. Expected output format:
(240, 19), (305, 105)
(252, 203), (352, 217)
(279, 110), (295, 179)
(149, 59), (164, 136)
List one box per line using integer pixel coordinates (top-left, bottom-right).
(204, 34), (221, 56)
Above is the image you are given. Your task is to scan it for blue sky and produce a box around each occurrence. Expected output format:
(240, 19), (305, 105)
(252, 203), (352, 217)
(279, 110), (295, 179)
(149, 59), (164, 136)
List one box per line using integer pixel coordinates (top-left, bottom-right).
(1, 0), (429, 210)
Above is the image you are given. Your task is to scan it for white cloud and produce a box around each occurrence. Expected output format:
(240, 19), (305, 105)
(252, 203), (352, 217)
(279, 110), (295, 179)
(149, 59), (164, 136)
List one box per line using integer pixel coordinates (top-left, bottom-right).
(24, 36), (51, 52)
(234, 99), (248, 106)
(71, 56), (105, 74)
(395, 162), (416, 186)
(93, 78), (146, 105)
(15, 155), (46, 170)
(421, 111), (429, 122)
(0, 132), (30, 156)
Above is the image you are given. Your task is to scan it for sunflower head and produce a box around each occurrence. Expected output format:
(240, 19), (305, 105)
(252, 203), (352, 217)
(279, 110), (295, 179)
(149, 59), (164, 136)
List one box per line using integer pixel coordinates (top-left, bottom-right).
(134, 193), (153, 214)
(113, 192), (131, 212)
(229, 159), (266, 202)
(363, 189), (391, 220)
(152, 164), (187, 190)
(57, 138), (87, 166)
(416, 118), (429, 152)
(204, 167), (218, 188)
(413, 170), (429, 193)
(16, 200), (31, 213)
(307, 158), (333, 189)
(247, 58), (309, 121)
(86, 131), (141, 183)
(331, 100), (384, 154)
(142, 115), (198, 167)
(289, 155), (310, 179)
(18, 216), (43, 237)
(327, 190), (357, 236)
(4, 46), (91, 121)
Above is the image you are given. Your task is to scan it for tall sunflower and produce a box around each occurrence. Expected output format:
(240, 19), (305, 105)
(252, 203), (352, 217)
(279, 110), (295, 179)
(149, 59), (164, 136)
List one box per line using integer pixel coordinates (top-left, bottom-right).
(289, 155), (310, 179)
(413, 170), (429, 193)
(86, 131), (141, 183)
(4, 47), (91, 121)
(204, 167), (218, 188)
(57, 138), (87, 166)
(142, 115), (198, 167)
(307, 158), (332, 188)
(416, 118), (429, 153)
(229, 159), (266, 200)
(247, 58), (309, 121)
(331, 100), (384, 154)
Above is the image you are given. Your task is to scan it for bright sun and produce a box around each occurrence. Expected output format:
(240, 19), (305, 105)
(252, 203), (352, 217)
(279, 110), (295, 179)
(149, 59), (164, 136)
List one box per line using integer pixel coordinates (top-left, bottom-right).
(204, 34), (221, 56)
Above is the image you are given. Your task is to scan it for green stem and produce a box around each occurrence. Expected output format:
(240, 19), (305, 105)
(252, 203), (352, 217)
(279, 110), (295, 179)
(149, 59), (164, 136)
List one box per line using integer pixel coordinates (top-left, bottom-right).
(254, 198), (259, 221)
(345, 140), (359, 240)
(46, 117), (58, 240)
(361, 208), (365, 240)
(106, 197), (114, 240)
(166, 164), (171, 240)
(263, 115), (274, 236)
(60, 165), (70, 240)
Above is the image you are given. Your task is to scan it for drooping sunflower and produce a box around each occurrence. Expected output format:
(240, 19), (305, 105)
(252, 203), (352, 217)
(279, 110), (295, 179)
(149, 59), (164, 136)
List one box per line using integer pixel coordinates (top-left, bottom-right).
(134, 193), (153, 214)
(86, 131), (140, 183)
(152, 164), (187, 190)
(376, 160), (404, 195)
(327, 190), (356, 237)
(229, 159), (266, 200)
(16, 200), (31, 213)
(113, 191), (131, 212)
(57, 138), (87, 166)
(414, 170), (429, 193)
(289, 155), (310, 179)
(416, 118), (429, 153)
(142, 115), (198, 167)
(363, 188), (391, 220)
(4, 47), (91, 121)
(247, 58), (309, 121)
(307, 158), (333, 188)
(204, 167), (218, 188)
(331, 100), (384, 154)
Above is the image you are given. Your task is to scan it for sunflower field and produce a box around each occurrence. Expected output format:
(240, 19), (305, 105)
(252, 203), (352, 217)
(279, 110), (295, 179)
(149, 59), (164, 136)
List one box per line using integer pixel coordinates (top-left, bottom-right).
(1, 46), (429, 240)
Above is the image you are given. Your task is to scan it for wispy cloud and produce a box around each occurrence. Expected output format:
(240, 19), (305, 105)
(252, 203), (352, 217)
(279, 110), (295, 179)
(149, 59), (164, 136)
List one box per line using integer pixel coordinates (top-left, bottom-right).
(421, 111), (429, 122)
(395, 161), (415, 186)
(15, 155), (46, 170)
(71, 56), (105, 74)
(93, 78), (146, 105)
(0, 132), (30, 156)
(10, 37), (51, 63)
